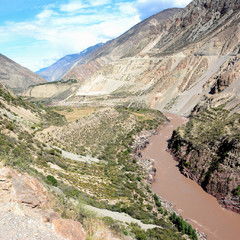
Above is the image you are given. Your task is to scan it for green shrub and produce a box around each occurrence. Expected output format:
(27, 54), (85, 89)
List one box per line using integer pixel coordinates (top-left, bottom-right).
(170, 213), (197, 240)
(153, 194), (162, 207)
(232, 186), (240, 196)
(46, 175), (58, 186)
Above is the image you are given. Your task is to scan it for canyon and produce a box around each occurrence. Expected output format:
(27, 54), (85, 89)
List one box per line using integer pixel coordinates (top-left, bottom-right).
(25, 0), (239, 117)
(0, 0), (239, 239)
(142, 113), (240, 240)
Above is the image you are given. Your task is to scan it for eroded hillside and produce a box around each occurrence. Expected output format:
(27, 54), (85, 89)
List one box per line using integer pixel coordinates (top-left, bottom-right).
(167, 50), (240, 214)
(28, 0), (239, 117)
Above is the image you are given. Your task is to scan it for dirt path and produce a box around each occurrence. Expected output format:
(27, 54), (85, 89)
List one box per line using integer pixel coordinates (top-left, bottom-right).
(85, 205), (161, 230)
(142, 113), (240, 240)
(56, 147), (100, 163)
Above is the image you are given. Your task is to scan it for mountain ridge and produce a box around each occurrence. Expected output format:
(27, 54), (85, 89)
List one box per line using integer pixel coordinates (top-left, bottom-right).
(25, 0), (239, 117)
(36, 43), (104, 82)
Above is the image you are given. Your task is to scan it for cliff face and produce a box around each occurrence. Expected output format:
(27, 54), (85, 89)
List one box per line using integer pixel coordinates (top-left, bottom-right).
(0, 54), (46, 93)
(196, 55), (240, 113)
(168, 107), (240, 213)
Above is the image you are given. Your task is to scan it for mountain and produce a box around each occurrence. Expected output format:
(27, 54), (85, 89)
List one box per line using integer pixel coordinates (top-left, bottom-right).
(25, 0), (239, 117)
(22, 0), (240, 216)
(1, 0), (240, 237)
(0, 54), (46, 93)
(36, 43), (104, 82)
(169, 106), (240, 213)
(24, 8), (182, 102)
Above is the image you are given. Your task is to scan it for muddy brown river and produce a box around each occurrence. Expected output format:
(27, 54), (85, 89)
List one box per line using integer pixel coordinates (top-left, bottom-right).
(142, 113), (240, 240)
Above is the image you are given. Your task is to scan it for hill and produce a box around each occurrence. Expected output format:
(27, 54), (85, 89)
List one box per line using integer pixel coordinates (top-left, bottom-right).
(0, 83), (197, 239)
(0, 54), (46, 93)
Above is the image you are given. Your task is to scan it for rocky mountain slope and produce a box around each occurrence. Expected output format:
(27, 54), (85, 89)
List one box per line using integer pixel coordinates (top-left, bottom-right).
(194, 54), (240, 113)
(0, 54), (46, 93)
(0, 167), (85, 240)
(26, 0), (239, 117)
(36, 43), (104, 82)
(24, 7), (182, 103)
(168, 43), (240, 214)
(21, 0), (240, 218)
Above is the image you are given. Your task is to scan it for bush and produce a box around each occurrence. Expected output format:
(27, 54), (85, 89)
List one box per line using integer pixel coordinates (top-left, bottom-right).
(130, 224), (183, 240)
(46, 175), (58, 186)
(153, 194), (162, 207)
(170, 213), (197, 240)
(232, 186), (240, 196)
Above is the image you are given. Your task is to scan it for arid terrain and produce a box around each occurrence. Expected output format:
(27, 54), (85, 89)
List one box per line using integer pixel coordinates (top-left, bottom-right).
(0, 84), (193, 239)
(25, 0), (239, 116)
(0, 0), (239, 239)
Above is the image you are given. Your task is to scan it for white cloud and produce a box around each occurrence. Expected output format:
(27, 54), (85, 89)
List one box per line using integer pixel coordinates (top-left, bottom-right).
(118, 2), (138, 16)
(60, 1), (87, 12)
(89, 0), (111, 6)
(174, 0), (192, 7)
(0, 1), (140, 71)
(137, 0), (191, 7)
(36, 9), (56, 20)
(60, 0), (111, 12)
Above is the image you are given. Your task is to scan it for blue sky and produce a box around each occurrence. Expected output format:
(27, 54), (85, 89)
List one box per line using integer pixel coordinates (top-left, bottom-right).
(0, 0), (191, 71)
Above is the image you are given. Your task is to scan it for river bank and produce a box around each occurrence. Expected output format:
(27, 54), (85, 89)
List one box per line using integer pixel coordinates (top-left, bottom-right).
(141, 113), (240, 240)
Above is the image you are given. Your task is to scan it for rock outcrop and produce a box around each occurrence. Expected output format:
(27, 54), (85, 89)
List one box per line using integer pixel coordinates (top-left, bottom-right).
(0, 167), (86, 240)
(197, 55), (240, 113)
(132, 130), (157, 182)
(52, 219), (86, 240)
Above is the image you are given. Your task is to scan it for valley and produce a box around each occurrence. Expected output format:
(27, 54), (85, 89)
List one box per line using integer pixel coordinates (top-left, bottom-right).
(0, 0), (239, 239)
(0, 86), (193, 239)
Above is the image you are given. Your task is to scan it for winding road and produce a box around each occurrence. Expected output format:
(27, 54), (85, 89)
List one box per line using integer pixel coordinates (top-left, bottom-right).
(142, 113), (240, 240)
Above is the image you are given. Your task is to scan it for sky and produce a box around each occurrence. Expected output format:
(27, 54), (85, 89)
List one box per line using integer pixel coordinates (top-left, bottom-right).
(0, 0), (192, 71)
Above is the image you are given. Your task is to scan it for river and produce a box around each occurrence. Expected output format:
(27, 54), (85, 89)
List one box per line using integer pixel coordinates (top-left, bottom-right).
(142, 113), (240, 240)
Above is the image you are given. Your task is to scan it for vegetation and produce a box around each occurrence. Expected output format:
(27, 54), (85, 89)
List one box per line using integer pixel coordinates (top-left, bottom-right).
(181, 106), (240, 145)
(46, 175), (58, 186)
(0, 85), (198, 239)
(130, 224), (183, 240)
(29, 78), (77, 87)
(170, 213), (198, 240)
(232, 186), (240, 196)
